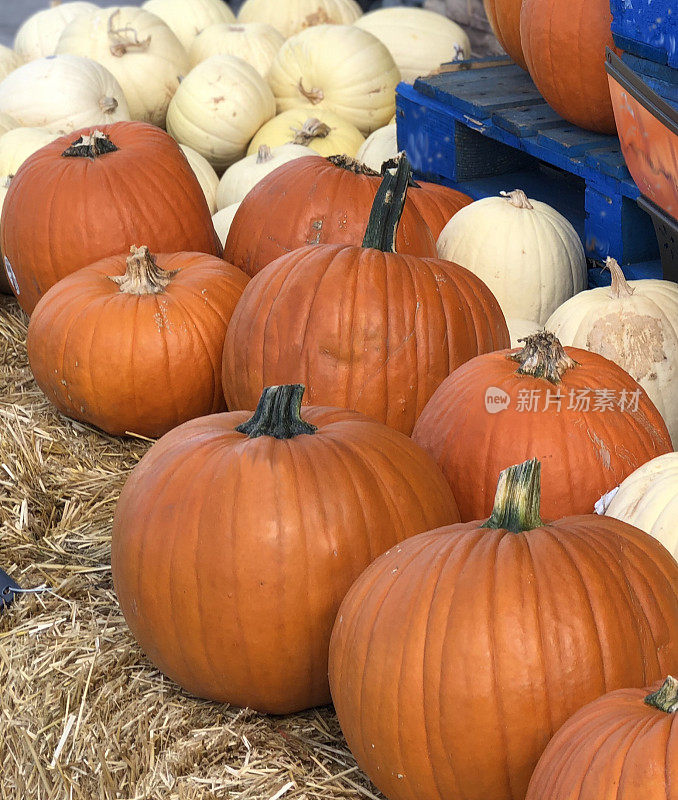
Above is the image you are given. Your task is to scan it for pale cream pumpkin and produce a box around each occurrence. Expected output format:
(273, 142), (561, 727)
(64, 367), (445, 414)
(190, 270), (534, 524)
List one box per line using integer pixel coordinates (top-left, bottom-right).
(268, 25), (400, 134)
(247, 108), (364, 157)
(0, 55), (131, 133)
(189, 22), (284, 76)
(507, 318), (541, 348)
(437, 189), (586, 325)
(179, 144), (219, 213)
(354, 7), (469, 83)
(603, 453), (678, 557)
(212, 202), (241, 247)
(56, 7), (189, 128)
(216, 143), (314, 208)
(546, 257), (678, 447)
(0, 45), (23, 82)
(0, 113), (18, 138)
(0, 127), (59, 178)
(166, 54), (276, 170)
(237, 0), (362, 38)
(14, 2), (97, 62)
(142, 0), (236, 52)
(356, 123), (397, 171)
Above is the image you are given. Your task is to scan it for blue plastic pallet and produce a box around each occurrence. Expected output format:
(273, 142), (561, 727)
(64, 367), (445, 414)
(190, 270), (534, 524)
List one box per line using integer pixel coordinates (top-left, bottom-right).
(610, 0), (677, 70)
(396, 58), (663, 287)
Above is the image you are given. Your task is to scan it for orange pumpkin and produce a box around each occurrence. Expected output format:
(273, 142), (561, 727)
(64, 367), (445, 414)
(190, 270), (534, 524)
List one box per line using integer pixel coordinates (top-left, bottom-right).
(1, 122), (222, 314)
(412, 331), (672, 520)
(520, 0), (619, 133)
(329, 459), (678, 800)
(222, 157), (509, 434)
(223, 154), (436, 277)
(484, 0), (527, 69)
(111, 384), (460, 714)
(407, 180), (473, 240)
(27, 247), (248, 438)
(527, 676), (678, 800)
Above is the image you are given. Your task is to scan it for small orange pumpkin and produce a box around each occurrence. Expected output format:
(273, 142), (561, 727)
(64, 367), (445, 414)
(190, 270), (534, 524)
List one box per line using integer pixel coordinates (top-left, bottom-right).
(527, 676), (678, 800)
(27, 246), (248, 437)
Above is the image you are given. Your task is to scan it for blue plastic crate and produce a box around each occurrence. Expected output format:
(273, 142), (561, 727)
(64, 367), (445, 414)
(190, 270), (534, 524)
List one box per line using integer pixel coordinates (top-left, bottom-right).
(610, 0), (677, 69)
(396, 58), (664, 286)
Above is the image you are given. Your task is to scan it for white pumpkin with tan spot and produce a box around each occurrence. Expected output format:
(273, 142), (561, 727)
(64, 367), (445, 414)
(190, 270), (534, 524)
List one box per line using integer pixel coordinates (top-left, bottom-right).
(268, 25), (400, 134)
(545, 257), (678, 447)
(189, 22), (284, 76)
(354, 7), (469, 83)
(603, 453), (678, 557)
(56, 6), (189, 127)
(166, 54), (276, 170)
(237, 0), (362, 38)
(437, 189), (587, 325)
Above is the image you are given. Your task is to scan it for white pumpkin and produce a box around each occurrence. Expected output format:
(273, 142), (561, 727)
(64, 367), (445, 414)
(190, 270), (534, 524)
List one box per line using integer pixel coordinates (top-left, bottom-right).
(216, 142), (314, 208)
(237, 0), (362, 38)
(0, 46), (23, 83)
(507, 318), (541, 348)
(247, 108), (364, 157)
(0, 55), (131, 134)
(0, 113), (19, 138)
(179, 144), (220, 213)
(166, 54), (275, 170)
(0, 127), (59, 177)
(14, 2), (98, 62)
(356, 123), (397, 171)
(142, 0), (236, 52)
(603, 453), (678, 557)
(56, 7), (189, 127)
(354, 7), (469, 84)
(437, 189), (586, 325)
(189, 22), (284, 76)
(545, 257), (678, 447)
(268, 25), (400, 134)
(212, 202), (241, 247)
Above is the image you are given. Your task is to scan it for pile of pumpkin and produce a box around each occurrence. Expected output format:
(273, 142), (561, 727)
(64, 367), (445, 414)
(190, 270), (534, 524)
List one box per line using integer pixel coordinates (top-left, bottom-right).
(1, 2), (678, 800)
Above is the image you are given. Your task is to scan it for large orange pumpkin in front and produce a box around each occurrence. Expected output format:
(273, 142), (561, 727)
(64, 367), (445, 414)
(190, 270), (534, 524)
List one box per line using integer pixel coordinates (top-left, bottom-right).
(412, 331), (672, 520)
(223, 154), (436, 277)
(111, 384), (460, 714)
(222, 158), (509, 434)
(1, 122), (222, 314)
(329, 459), (678, 800)
(520, 0), (619, 133)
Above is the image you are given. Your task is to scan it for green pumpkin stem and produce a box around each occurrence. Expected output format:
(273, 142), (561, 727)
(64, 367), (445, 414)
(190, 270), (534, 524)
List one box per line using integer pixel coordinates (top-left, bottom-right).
(482, 459), (543, 534)
(62, 130), (118, 159)
(645, 676), (678, 713)
(235, 385), (317, 439)
(109, 246), (177, 294)
(509, 330), (579, 384)
(362, 154), (412, 252)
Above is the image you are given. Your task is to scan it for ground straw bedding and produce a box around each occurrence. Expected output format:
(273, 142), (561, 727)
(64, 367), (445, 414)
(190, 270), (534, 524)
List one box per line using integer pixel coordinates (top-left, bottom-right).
(0, 296), (381, 800)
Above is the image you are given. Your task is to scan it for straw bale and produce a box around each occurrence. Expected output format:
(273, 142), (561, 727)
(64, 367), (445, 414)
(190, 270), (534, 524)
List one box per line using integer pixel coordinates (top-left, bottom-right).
(0, 296), (382, 800)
